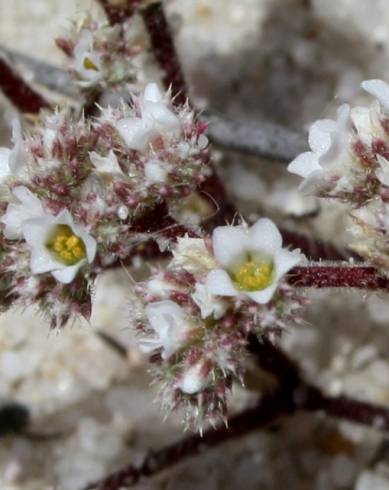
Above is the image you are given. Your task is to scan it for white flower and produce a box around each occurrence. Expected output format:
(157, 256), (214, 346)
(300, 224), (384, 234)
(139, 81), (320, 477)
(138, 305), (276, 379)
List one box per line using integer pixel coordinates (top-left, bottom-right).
(73, 30), (103, 87)
(0, 120), (25, 184)
(116, 83), (181, 152)
(141, 300), (193, 360)
(1, 186), (44, 240)
(192, 283), (227, 319)
(144, 160), (168, 184)
(206, 219), (301, 304)
(22, 209), (97, 284)
(288, 104), (352, 191)
(89, 150), (123, 176)
(177, 363), (210, 395)
(171, 236), (216, 275)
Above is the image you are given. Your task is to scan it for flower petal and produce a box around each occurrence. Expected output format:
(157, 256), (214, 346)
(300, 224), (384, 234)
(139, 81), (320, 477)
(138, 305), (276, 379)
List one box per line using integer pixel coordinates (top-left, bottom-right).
(143, 83), (163, 103)
(309, 119), (337, 154)
(192, 283), (227, 319)
(248, 218), (283, 255)
(212, 225), (248, 268)
(350, 106), (371, 137)
(144, 161), (167, 184)
(206, 269), (239, 297)
(274, 248), (301, 279)
(0, 148), (11, 183)
(142, 101), (181, 133)
(178, 363), (209, 394)
(51, 262), (84, 284)
(1, 187), (44, 240)
(288, 151), (322, 179)
(145, 300), (191, 360)
(116, 118), (149, 151)
(89, 150), (123, 175)
(362, 79), (389, 111)
(246, 283), (278, 304)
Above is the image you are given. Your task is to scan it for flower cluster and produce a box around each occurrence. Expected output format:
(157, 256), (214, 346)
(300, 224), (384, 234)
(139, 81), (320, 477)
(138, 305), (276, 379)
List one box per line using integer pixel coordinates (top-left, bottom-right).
(0, 83), (210, 326)
(56, 14), (158, 91)
(288, 79), (389, 272)
(135, 218), (305, 429)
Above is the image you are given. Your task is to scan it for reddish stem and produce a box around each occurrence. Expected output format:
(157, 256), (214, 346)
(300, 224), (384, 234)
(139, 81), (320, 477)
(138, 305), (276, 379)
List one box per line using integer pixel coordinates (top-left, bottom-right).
(141, 2), (188, 105)
(98, 0), (188, 105)
(0, 57), (51, 114)
(97, 0), (142, 25)
(86, 337), (389, 490)
(252, 337), (389, 432)
(289, 265), (389, 290)
(304, 387), (389, 430)
(83, 391), (288, 490)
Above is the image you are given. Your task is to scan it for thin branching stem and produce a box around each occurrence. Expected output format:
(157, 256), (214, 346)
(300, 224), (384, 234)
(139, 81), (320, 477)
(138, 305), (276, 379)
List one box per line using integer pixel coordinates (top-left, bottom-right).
(83, 390), (290, 490)
(97, 0), (142, 25)
(84, 337), (389, 490)
(290, 264), (389, 290)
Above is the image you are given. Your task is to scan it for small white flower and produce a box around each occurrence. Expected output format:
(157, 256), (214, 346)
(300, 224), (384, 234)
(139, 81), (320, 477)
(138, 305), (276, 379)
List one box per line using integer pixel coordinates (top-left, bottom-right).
(288, 104), (352, 191)
(141, 300), (194, 360)
(206, 219), (301, 304)
(89, 150), (123, 176)
(0, 120), (25, 184)
(1, 186), (44, 240)
(144, 160), (168, 184)
(177, 362), (210, 395)
(171, 236), (217, 275)
(22, 209), (97, 284)
(73, 30), (103, 87)
(192, 283), (227, 319)
(116, 83), (181, 152)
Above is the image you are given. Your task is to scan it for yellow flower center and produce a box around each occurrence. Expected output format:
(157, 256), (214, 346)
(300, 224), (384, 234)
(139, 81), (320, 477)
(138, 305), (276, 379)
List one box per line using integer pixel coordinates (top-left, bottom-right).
(46, 225), (86, 265)
(233, 259), (274, 292)
(83, 57), (99, 71)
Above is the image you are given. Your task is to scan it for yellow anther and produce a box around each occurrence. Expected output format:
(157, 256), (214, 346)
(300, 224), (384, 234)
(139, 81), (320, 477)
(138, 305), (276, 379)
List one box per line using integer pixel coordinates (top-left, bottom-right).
(66, 236), (80, 248)
(72, 246), (84, 259)
(83, 57), (99, 71)
(46, 225), (86, 265)
(60, 250), (73, 262)
(233, 259), (274, 292)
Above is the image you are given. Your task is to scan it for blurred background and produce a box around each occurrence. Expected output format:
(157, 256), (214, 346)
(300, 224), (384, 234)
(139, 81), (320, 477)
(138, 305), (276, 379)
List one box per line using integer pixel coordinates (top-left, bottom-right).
(2, 1), (389, 489)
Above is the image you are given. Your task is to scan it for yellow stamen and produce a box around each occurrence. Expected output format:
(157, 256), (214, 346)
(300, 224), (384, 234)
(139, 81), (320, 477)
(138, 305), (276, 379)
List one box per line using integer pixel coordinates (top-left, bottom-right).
(46, 225), (86, 265)
(233, 259), (274, 292)
(83, 57), (99, 71)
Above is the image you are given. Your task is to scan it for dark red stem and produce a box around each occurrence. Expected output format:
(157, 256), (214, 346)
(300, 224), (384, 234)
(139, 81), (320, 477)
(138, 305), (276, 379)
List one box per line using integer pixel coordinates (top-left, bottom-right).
(304, 387), (389, 430)
(85, 336), (389, 490)
(252, 337), (389, 432)
(0, 57), (51, 114)
(84, 390), (288, 490)
(97, 0), (142, 25)
(97, 0), (187, 104)
(141, 2), (188, 105)
(289, 265), (389, 289)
